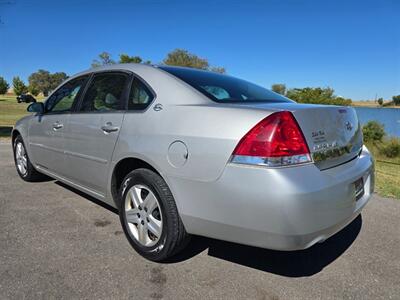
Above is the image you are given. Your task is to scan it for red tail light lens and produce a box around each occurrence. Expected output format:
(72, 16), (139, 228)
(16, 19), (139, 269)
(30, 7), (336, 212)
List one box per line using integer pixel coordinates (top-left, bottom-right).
(232, 111), (311, 167)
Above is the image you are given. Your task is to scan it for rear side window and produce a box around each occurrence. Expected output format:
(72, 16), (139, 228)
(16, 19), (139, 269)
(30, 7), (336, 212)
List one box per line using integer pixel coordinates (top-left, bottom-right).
(45, 76), (88, 113)
(128, 78), (154, 110)
(159, 66), (291, 103)
(79, 73), (128, 112)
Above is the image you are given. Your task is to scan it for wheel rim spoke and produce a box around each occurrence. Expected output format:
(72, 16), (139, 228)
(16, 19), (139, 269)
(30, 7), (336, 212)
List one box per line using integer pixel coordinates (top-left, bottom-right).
(126, 208), (140, 224)
(143, 192), (157, 213)
(137, 222), (148, 244)
(129, 187), (143, 208)
(147, 215), (162, 238)
(21, 156), (27, 168)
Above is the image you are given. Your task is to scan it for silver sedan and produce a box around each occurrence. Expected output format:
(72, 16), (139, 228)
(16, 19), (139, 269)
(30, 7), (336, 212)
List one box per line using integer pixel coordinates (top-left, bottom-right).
(12, 64), (374, 261)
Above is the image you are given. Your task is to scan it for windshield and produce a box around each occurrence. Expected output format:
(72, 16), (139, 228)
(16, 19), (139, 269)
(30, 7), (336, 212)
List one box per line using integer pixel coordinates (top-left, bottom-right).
(159, 66), (292, 103)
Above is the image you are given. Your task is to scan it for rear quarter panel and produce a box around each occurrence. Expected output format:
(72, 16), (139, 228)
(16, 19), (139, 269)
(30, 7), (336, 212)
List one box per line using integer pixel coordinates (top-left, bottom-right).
(112, 103), (271, 183)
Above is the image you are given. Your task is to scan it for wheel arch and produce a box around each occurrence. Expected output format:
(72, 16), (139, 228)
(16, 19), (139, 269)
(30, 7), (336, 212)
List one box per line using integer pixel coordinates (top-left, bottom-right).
(110, 156), (163, 207)
(11, 129), (21, 145)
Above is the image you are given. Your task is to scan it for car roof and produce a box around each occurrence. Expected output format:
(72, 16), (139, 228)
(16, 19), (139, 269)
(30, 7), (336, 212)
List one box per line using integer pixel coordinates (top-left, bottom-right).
(71, 63), (160, 78)
(48, 64), (215, 106)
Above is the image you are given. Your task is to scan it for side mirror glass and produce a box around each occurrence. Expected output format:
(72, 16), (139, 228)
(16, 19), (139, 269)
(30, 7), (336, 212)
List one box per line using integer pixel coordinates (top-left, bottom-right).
(27, 102), (44, 114)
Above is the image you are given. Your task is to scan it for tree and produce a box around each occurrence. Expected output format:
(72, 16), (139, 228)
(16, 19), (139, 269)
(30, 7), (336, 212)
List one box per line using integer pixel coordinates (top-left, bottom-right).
(163, 49), (225, 73)
(0, 76), (9, 94)
(50, 72), (68, 89)
(119, 54), (143, 64)
(377, 98), (383, 106)
(28, 69), (51, 96)
(164, 49), (209, 69)
(393, 95), (400, 105)
(286, 87), (352, 106)
(271, 84), (286, 95)
(28, 84), (40, 96)
(28, 70), (68, 96)
(91, 52), (115, 68)
(13, 77), (28, 96)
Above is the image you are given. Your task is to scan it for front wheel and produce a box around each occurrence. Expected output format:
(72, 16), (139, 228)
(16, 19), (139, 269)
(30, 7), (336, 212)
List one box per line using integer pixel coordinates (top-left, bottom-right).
(13, 135), (46, 182)
(119, 168), (190, 261)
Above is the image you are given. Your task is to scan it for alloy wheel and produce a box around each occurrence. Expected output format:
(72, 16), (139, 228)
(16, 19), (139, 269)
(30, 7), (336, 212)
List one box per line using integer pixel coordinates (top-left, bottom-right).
(15, 142), (27, 176)
(124, 184), (163, 247)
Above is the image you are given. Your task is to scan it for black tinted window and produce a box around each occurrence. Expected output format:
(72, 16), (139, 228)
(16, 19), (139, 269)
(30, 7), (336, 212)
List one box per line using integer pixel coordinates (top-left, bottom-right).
(159, 66), (291, 103)
(45, 76), (88, 112)
(128, 78), (154, 110)
(80, 73), (128, 112)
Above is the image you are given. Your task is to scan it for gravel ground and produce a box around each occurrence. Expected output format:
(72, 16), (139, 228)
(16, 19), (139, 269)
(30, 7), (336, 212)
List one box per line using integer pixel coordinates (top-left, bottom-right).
(0, 141), (399, 299)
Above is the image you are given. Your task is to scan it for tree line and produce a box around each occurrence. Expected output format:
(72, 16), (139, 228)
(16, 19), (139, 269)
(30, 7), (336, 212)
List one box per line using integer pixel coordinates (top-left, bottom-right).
(0, 70), (68, 96)
(0, 48), (399, 106)
(91, 48), (226, 74)
(272, 84), (399, 106)
(271, 83), (353, 106)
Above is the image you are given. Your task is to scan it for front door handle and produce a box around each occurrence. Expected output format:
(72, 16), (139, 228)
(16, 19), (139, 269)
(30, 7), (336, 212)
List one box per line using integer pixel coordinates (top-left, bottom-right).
(101, 122), (119, 134)
(52, 122), (63, 130)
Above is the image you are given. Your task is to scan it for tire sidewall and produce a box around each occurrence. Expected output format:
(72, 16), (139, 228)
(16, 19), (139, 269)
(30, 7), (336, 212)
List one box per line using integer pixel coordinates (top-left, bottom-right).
(119, 170), (170, 260)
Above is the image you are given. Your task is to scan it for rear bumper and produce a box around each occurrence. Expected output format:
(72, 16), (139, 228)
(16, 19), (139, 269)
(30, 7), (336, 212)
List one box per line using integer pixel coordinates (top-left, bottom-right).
(170, 146), (374, 250)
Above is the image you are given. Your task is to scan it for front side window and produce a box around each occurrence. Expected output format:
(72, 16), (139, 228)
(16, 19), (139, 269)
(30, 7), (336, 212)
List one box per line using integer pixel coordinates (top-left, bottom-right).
(79, 73), (128, 112)
(45, 76), (88, 113)
(128, 78), (154, 110)
(159, 66), (292, 103)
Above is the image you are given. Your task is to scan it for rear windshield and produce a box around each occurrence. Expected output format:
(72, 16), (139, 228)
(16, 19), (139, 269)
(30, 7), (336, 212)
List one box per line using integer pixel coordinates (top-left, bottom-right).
(159, 66), (291, 103)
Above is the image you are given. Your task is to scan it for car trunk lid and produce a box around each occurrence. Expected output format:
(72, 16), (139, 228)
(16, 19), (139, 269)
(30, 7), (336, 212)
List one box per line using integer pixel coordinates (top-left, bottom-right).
(234, 102), (363, 170)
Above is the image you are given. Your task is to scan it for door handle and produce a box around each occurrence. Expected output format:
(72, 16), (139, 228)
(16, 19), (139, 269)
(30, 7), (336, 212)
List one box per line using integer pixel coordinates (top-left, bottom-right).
(101, 122), (119, 134)
(52, 122), (63, 130)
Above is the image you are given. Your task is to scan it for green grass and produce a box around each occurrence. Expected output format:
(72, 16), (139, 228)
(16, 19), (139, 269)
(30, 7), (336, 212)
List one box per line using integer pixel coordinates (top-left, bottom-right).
(0, 94), (44, 125)
(0, 94), (44, 137)
(365, 142), (400, 199)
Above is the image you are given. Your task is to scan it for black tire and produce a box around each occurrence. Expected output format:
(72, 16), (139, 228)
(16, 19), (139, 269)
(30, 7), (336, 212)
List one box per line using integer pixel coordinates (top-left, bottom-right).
(13, 135), (46, 182)
(119, 168), (190, 261)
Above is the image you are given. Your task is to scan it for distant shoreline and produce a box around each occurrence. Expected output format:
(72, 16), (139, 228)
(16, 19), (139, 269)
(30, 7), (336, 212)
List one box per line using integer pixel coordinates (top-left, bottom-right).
(352, 102), (400, 109)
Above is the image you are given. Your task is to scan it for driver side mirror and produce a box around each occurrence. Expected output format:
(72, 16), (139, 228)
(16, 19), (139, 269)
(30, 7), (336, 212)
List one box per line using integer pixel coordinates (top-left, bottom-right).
(27, 102), (45, 114)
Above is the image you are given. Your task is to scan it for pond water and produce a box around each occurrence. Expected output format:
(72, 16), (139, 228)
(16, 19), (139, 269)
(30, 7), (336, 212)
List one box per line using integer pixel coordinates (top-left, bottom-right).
(354, 107), (400, 137)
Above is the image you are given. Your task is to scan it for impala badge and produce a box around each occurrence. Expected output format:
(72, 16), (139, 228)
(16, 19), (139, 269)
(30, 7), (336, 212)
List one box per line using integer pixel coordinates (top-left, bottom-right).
(345, 121), (353, 131)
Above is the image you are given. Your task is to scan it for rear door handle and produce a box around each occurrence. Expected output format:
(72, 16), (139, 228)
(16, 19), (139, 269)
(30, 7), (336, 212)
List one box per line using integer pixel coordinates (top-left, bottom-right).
(52, 122), (63, 130)
(101, 122), (119, 133)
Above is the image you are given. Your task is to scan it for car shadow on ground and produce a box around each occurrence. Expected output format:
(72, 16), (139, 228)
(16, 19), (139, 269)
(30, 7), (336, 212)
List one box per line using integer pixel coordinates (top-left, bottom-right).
(55, 181), (119, 214)
(55, 180), (362, 277)
(168, 215), (362, 277)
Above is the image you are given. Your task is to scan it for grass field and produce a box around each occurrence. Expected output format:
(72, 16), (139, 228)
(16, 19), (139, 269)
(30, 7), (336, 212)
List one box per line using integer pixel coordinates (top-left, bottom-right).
(0, 94), (399, 198)
(366, 142), (400, 199)
(0, 95), (45, 137)
(352, 100), (400, 108)
(0, 95), (45, 127)
(0, 95), (30, 126)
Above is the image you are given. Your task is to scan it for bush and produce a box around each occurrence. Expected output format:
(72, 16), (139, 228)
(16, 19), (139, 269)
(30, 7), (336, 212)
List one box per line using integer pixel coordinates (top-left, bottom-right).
(381, 138), (400, 158)
(362, 121), (385, 142)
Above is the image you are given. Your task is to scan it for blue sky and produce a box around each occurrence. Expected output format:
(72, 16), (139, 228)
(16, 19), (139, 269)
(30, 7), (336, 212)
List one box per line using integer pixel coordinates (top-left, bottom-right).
(0, 0), (399, 100)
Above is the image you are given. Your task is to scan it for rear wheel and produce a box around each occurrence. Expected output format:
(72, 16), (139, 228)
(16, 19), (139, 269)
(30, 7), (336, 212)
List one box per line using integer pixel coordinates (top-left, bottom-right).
(13, 135), (46, 182)
(119, 168), (190, 261)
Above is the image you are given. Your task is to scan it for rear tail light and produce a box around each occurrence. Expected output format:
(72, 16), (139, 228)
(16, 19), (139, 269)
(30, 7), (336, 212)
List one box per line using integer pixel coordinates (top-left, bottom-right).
(231, 111), (312, 167)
